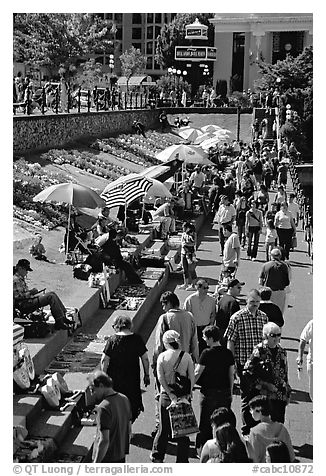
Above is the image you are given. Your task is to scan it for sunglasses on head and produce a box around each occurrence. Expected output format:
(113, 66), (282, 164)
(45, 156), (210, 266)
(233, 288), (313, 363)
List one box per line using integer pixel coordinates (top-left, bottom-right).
(269, 332), (281, 338)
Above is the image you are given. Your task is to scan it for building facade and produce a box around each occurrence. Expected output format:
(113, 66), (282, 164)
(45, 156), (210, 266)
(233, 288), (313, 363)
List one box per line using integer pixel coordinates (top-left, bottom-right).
(96, 13), (176, 78)
(209, 13), (313, 94)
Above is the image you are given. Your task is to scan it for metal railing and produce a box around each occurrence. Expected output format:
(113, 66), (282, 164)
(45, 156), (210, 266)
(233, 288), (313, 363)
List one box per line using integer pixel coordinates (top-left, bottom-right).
(13, 85), (159, 115)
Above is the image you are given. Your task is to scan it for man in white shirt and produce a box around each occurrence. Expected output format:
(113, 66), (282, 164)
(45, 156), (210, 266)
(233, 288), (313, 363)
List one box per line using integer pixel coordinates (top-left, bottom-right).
(297, 319), (313, 402)
(215, 195), (236, 255)
(190, 166), (206, 196)
(222, 225), (241, 275)
(183, 279), (216, 355)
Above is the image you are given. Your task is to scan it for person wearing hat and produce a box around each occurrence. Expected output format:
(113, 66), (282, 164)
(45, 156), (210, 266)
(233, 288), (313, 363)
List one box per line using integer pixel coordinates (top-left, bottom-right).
(259, 248), (290, 314)
(151, 330), (194, 463)
(88, 371), (132, 463)
(13, 259), (71, 330)
(216, 279), (244, 344)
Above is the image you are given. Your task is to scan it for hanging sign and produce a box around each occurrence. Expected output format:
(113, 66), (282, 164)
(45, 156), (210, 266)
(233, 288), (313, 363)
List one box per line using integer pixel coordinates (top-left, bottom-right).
(175, 47), (217, 61)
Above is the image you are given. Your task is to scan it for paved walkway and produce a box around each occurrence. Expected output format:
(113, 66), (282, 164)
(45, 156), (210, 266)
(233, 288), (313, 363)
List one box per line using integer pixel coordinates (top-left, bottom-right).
(130, 183), (313, 463)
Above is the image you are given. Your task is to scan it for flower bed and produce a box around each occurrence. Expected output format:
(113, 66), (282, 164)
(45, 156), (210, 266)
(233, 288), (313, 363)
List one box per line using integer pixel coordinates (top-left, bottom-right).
(40, 149), (130, 181)
(13, 159), (73, 229)
(91, 130), (182, 167)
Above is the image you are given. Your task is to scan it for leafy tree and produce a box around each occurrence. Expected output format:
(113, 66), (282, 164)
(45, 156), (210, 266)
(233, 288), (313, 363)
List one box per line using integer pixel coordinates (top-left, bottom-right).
(119, 46), (147, 89)
(13, 13), (113, 77)
(75, 58), (104, 90)
(156, 74), (191, 95)
(254, 46), (313, 153)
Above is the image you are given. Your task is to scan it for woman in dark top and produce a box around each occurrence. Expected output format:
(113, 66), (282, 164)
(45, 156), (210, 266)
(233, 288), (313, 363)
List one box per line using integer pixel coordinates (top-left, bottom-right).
(100, 315), (150, 422)
(194, 325), (235, 453)
(235, 195), (249, 249)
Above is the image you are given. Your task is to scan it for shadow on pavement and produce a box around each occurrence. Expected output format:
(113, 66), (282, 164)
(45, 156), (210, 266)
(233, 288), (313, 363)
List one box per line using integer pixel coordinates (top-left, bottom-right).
(293, 443), (313, 460)
(131, 433), (198, 460)
(290, 388), (312, 403)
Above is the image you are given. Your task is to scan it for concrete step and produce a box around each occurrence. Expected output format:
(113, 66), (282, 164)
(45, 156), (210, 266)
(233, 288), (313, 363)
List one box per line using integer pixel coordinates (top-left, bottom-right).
(55, 426), (96, 461)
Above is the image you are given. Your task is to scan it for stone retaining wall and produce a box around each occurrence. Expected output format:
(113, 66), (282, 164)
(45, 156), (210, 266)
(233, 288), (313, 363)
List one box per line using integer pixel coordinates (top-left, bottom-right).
(13, 109), (161, 155)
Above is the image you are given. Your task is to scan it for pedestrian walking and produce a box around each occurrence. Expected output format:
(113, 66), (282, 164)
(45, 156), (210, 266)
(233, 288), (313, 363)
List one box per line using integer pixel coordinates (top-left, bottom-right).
(214, 196), (236, 256)
(178, 222), (197, 290)
(245, 200), (263, 261)
(183, 279), (216, 355)
(151, 330), (194, 463)
(222, 225), (241, 274)
(194, 325), (235, 451)
(89, 371), (132, 463)
(265, 219), (278, 261)
(243, 322), (291, 426)
(225, 289), (268, 435)
(259, 248), (290, 313)
(215, 278), (244, 343)
(274, 202), (296, 260)
(100, 315), (150, 423)
(258, 287), (284, 328)
(296, 319), (313, 402)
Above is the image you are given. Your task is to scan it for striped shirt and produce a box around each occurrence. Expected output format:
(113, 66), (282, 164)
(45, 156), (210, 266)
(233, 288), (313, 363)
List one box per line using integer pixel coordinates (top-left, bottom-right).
(225, 307), (268, 366)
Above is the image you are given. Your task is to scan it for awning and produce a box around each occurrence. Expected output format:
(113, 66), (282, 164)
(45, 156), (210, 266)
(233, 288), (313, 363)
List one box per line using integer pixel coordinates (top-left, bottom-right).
(117, 75), (147, 86)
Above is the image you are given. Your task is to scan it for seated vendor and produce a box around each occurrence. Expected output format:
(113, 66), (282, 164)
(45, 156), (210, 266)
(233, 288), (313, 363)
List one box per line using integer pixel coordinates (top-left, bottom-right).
(151, 198), (176, 238)
(93, 207), (119, 247)
(13, 259), (72, 330)
(101, 229), (143, 284)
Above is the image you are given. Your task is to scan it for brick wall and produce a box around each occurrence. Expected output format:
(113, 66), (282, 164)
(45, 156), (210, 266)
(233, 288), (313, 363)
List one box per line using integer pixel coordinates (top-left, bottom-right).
(13, 109), (161, 154)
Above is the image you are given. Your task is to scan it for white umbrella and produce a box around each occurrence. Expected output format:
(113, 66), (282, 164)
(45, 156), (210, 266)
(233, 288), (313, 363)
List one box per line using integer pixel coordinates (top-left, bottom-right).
(193, 132), (217, 145)
(201, 124), (223, 133)
(156, 144), (208, 164)
(178, 127), (203, 143)
(33, 182), (106, 256)
(101, 174), (152, 209)
(200, 137), (222, 150)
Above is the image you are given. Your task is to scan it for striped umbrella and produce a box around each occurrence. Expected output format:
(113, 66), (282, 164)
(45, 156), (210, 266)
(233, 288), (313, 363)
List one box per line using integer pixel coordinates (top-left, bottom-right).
(101, 174), (152, 209)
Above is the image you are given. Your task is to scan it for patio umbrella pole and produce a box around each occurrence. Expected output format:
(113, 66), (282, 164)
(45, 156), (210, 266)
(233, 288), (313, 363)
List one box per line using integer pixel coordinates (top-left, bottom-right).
(124, 202), (127, 228)
(66, 204), (72, 259)
(141, 198), (145, 222)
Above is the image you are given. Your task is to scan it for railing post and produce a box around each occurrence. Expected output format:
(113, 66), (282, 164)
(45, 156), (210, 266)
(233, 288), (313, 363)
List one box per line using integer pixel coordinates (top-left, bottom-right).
(87, 90), (91, 112)
(105, 87), (110, 110)
(55, 87), (59, 114)
(111, 91), (115, 110)
(94, 86), (98, 112)
(26, 86), (31, 115)
(67, 85), (70, 114)
(41, 86), (46, 115)
(135, 93), (138, 109)
(77, 87), (81, 113)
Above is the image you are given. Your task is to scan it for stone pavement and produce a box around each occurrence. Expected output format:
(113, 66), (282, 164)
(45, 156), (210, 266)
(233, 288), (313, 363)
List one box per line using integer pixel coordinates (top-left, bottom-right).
(130, 186), (313, 463)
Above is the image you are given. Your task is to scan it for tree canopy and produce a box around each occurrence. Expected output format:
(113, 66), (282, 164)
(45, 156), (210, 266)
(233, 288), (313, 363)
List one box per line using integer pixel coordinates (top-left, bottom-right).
(13, 13), (113, 76)
(119, 46), (147, 80)
(155, 13), (215, 68)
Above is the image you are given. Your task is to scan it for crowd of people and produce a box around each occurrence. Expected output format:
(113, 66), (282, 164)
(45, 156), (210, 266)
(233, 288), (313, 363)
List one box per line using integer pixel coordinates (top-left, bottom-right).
(84, 137), (312, 464)
(13, 120), (312, 463)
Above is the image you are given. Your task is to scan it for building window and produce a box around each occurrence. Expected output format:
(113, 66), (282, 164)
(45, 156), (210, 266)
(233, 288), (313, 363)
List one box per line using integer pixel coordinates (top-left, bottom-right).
(146, 57), (153, 69)
(106, 14), (113, 20)
(147, 13), (153, 23)
(155, 26), (161, 38)
(231, 32), (245, 92)
(132, 28), (142, 40)
(272, 31), (305, 63)
(154, 61), (161, 70)
(147, 26), (154, 39)
(155, 13), (162, 23)
(164, 14), (169, 23)
(132, 13), (142, 24)
(116, 28), (122, 40)
(114, 13), (122, 23)
(132, 43), (141, 51)
(146, 42), (153, 54)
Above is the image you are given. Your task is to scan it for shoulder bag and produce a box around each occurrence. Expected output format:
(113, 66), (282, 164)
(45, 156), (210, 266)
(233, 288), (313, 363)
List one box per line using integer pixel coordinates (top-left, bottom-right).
(169, 351), (191, 398)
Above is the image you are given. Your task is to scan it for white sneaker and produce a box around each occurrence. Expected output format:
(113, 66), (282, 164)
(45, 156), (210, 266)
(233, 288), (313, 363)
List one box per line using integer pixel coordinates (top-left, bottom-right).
(252, 258), (256, 261)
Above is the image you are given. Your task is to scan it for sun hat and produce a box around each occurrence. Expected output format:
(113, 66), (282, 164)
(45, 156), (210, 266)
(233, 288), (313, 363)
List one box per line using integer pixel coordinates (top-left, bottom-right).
(16, 259), (33, 271)
(163, 330), (180, 345)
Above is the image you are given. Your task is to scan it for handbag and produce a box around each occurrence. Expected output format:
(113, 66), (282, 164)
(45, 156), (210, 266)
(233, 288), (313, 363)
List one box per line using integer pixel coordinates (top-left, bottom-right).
(169, 351), (192, 398)
(168, 401), (199, 438)
(292, 235), (297, 248)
